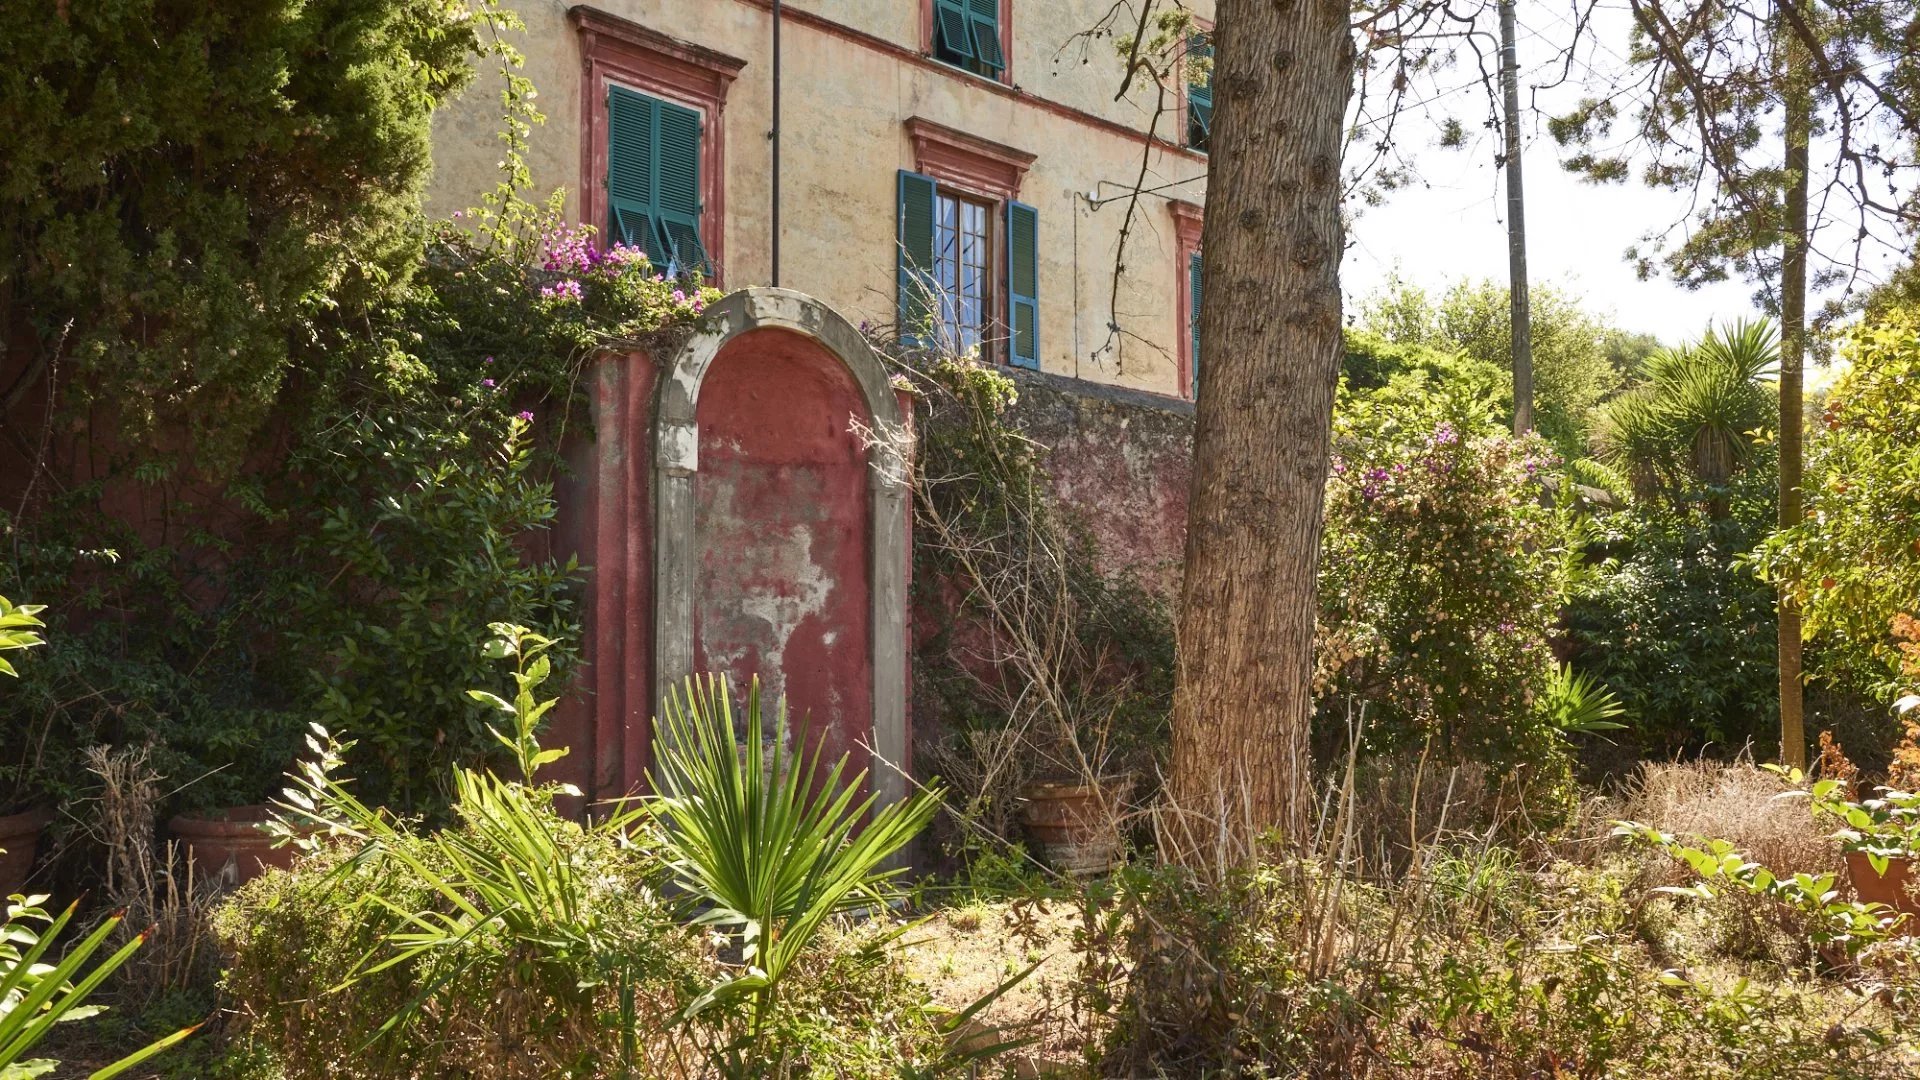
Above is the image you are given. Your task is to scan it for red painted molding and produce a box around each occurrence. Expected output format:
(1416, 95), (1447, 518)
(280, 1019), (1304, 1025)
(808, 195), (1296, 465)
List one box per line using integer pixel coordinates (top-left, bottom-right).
(1169, 199), (1204, 399)
(570, 6), (746, 283)
(729, 0), (1206, 166)
(918, 0), (1014, 86)
(905, 116), (1035, 201)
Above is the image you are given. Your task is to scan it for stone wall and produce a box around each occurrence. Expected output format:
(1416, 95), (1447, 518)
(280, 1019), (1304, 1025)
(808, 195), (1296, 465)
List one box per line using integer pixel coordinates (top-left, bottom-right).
(1002, 369), (1194, 596)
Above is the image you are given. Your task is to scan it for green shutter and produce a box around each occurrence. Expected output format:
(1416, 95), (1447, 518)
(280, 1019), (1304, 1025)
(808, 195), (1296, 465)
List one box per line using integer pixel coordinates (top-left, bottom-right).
(933, 0), (973, 60)
(1006, 200), (1039, 369)
(655, 98), (708, 277)
(1187, 33), (1213, 147)
(897, 171), (938, 347)
(607, 85), (662, 264)
(1189, 250), (1203, 395)
(967, 0), (1004, 73)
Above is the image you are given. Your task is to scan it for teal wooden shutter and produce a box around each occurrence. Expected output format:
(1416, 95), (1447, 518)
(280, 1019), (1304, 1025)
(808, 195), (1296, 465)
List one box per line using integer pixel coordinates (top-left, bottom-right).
(1187, 33), (1213, 148)
(607, 85), (662, 264)
(1189, 250), (1203, 394)
(933, 0), (973, 60)
(655, 98), (708, 277)
(897, 171), (937, 347)
(967, 0), (1004, 74)
(1006, 200), (1039, 369)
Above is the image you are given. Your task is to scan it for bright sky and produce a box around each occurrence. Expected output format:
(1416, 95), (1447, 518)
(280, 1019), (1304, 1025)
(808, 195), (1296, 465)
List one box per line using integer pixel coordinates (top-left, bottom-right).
(1340, 3), (1765, 347)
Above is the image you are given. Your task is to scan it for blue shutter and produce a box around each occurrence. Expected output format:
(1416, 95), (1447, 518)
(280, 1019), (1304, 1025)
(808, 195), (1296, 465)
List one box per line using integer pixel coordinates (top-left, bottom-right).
(607, 85), (662, 265)
(967, 0), (1004, 74)
(933, 0), (973, 60)
(655, 98), (708, 278)
(897, 171), (938, 347)
(1187, 33), (1213, 149)
(1006, 200), (1039, 369)
(1189, 250), (1203, 395)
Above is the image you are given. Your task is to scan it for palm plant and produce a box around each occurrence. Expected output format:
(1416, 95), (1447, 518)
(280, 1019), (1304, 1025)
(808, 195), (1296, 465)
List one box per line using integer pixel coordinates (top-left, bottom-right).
(1540, 662), (1629, 736)
(1591, 319), (1776, 512)
(645, 675), (942, 1052)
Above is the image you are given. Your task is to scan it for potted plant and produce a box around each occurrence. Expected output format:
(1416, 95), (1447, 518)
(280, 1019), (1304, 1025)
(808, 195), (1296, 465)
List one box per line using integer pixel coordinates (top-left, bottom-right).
(0, 595), (52, 896)
(1802, 773), (1920, 920)
(1018, 774), (1133, 877)
(162, 700), (310, 888)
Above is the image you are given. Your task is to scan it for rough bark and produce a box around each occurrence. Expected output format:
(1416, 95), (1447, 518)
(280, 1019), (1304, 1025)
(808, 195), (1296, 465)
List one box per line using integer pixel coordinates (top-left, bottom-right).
(1169, 0), (1354, 864)
(1777, 29), (1811, 771)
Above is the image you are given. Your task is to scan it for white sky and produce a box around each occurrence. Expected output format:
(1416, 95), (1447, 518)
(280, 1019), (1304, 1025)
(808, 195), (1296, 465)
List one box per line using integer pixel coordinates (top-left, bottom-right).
(1340, 3), (1766, 346)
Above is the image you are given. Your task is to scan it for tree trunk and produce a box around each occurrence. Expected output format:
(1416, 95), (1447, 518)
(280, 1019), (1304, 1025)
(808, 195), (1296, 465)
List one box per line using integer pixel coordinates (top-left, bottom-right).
(1500, 0), (1534, 436)
(1170, 0), (1354, 864)
(1777, 26), (1811, 771)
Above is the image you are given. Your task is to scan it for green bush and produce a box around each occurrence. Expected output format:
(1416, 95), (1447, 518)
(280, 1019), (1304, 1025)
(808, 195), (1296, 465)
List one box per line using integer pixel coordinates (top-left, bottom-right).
(1316, 380), (1574, 793)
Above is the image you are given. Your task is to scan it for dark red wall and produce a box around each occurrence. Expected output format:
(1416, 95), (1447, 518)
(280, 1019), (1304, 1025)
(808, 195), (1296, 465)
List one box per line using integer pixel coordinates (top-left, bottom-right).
(693, 328), (875, 770)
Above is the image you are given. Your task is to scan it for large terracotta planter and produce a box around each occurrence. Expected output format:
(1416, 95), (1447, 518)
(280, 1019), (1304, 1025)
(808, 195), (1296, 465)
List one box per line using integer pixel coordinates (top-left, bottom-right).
(168, 805), (303, 888)
(0, 805), (51, 896)
(1845, 850), (1920, 923)
(1019, 779), (1131, 877)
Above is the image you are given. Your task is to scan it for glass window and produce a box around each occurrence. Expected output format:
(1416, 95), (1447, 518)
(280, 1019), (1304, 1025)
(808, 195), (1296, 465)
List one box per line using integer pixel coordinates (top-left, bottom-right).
(932, 191), (992, 356)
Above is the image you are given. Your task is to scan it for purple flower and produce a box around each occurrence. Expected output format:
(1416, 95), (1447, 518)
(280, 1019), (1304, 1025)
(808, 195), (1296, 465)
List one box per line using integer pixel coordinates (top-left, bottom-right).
(483, 355), (494, 365)
(481, 378), (496, 389)
(540, 279), (584, 302)
(516, 410), (535, 422)
(672, 289), (688, 304)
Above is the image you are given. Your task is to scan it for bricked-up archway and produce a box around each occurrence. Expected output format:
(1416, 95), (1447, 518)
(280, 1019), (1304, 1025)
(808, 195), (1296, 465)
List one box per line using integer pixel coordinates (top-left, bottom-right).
(655, 288), (909, 809)
(550, 289), (909, 812)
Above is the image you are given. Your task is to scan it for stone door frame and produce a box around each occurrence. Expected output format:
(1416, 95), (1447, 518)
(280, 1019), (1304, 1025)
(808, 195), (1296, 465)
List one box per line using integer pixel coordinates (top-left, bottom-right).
(651, 288), (910, 809)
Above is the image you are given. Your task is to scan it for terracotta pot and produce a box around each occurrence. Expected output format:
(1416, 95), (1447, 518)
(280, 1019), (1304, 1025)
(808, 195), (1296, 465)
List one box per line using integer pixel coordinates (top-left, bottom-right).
(168, 805), (304, 888)
(0, 805), (51, 897)
(1846, 850), (1920, 923)
(1019, 778), (1131, 877)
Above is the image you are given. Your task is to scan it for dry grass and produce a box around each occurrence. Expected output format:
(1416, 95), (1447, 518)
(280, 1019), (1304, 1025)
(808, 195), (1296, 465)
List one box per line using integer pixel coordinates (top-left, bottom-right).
(902, 900), (1090, 1078)
(1617, 757), (1838, 881)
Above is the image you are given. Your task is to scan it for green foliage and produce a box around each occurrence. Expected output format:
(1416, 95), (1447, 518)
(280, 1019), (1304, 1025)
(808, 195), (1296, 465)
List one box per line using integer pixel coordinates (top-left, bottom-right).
(1758, 308), (1920, 700)
(0, 598), (43, 680)
(1567, 492), (1781, 753)
(646, 675), (942, 1070)
(0, 0), (514, 470)
(1354, 277), (1630, 453)
(1317, 380), (1573, 790)
(1539, 663), (1629, 736)
(1591, 320), (1777, 507)
(1794, 771), (1920, 872)
(1, 896), (195, 1079)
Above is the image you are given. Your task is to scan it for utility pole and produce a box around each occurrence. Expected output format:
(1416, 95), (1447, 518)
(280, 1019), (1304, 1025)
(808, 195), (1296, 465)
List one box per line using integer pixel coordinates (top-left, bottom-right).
(1499, 0), (1534, 435)
(1777, 13), (1811, 770)
(770, 0), (782, 287)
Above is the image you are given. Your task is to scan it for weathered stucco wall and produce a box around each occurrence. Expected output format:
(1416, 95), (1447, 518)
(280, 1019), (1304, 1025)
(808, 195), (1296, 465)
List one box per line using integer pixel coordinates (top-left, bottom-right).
(428, 0), (1209, 399)
(1002, 368), (1195, 595)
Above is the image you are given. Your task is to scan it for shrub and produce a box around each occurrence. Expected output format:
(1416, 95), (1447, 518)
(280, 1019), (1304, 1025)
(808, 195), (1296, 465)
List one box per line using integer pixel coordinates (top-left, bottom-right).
(1316, 381), (1573, 794)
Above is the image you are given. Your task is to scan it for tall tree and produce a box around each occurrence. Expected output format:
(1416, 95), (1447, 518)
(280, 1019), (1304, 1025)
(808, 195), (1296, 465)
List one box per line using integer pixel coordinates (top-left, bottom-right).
(1170, 0), (1355, 856)
(1551, 0), (1920, 769)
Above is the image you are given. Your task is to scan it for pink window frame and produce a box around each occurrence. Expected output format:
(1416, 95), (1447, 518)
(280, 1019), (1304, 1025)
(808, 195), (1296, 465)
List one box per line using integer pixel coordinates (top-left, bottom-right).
(1169, 199), (1204, 399)
(572, 8), (745, 284)
(920, 0), (1014, 86)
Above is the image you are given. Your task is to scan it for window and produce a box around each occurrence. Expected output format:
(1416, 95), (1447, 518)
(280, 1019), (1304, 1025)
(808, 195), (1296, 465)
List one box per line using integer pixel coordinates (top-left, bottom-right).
(1188, 251), (1204, 392)
(1170, 200), (1204, 397)
(933, 191), (991, 354)
(1186, 30), (1213, 153)
(572, 8), (742, 283)
(897, 169), (1040, 369)
(607, 85), (710, 277)
(931, 0), (1005, 81)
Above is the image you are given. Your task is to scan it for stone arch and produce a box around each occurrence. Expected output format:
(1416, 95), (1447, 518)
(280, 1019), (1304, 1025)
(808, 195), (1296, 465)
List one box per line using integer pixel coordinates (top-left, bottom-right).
(652, 288), (910, 808)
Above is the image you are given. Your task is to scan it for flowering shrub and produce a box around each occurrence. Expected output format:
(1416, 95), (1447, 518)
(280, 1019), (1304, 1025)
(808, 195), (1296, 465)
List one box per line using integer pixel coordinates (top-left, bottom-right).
(1316, 385), (1573, 781)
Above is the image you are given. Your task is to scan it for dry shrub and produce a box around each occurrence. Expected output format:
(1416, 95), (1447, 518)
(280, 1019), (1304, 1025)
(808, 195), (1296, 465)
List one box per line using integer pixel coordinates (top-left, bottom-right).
(1339, 750), (1492, 878)
(80, 743), (224, 1008)
(1618, 757), (1836, 881)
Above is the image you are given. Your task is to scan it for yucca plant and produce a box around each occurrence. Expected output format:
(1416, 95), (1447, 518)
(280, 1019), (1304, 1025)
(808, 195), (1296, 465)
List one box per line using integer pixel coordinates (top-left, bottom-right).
(0, 596), (45, 678)
(646, 675), (942, 1052)
(2, 895), (197, 1080)
(1540, 662), (1629, 736)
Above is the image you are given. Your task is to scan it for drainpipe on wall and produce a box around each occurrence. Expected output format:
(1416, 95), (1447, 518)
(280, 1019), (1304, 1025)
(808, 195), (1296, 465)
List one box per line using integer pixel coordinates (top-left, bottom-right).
(771, 0), (782, 287)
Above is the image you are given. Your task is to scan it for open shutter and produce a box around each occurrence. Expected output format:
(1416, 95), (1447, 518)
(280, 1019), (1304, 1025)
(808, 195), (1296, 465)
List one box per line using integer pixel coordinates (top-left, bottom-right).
(897, 171), (938, 347)
(933, 0), (974, 60)
(607, 85), (662, 265)
(655, 98), (708, 277)
(1189, 250), (1203, 395)
(1006, 200), (1039, 369)
(967, 0), (1004, 74)
(1187, 33), (1213, 148)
